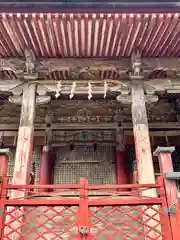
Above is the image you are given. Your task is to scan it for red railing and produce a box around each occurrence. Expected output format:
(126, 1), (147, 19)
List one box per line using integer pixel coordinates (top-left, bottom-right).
(0, 176), (177, 239)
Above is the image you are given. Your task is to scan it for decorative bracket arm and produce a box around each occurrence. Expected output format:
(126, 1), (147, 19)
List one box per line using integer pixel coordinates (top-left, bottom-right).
(116, 94), (158, 104)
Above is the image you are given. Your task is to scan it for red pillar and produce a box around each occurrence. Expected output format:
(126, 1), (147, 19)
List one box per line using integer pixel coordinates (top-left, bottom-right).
(116, 150), (129, 186)
(154, 146), (179, 240)
(0, 149), (11, 199)
(0, 149), (9, 178)
(39, 146), (53, 192)
(116, 130), (130, 189)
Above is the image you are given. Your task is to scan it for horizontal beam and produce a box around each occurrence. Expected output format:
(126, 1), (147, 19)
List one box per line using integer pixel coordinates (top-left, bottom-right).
(1, 57), (180, 73)
(2, 78), (180, 97)
(0, 123), (117, 131)
(124, 130), (180, 136)
(2, 125), (180, 136)
(121, 122), (180, 129)
(38, 57), (180, 72)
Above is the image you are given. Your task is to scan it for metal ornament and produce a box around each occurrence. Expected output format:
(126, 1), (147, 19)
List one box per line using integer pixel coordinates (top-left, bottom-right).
(88, 81), (92, 100)
(55, 81), (62, 98)
(104, 80), (107, 99)
(70, 81), (76, 99)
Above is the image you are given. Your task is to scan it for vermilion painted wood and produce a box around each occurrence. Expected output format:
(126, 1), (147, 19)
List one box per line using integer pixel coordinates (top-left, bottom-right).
(0, 155), (8, 180)
(0, 177), (174, 239)
(5, 182), (162, 190)
(158, 176), (173, 240)
(155, 148), (179, 240)
(39, 146), (53, 192)
(116, 151), (130, 189)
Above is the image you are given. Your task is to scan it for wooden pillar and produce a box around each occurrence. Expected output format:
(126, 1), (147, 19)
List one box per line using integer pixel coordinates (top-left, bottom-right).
(12, 84), (36, 190)
(39, 146), (53, 192)
(132, 83), (156, 188)
(5, 84), (36, 240)
(132, 83), (160, 239)
(116, 130), (130, 188)
(154, 146), (179, 240)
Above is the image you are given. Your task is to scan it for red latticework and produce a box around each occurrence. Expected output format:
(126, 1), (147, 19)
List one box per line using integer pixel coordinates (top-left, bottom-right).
(89, 205), (165, 240)
(0, 177), (175, 240)
(3, 205), (79, 240)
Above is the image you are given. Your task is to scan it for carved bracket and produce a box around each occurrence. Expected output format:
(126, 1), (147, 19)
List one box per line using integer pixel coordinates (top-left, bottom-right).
(9, 95), (51, 105)
(1, 55), (180, 81)
(117, 94), (158, 104)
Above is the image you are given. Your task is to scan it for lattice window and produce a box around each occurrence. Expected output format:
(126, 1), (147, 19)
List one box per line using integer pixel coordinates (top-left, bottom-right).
(53, 145), (116, 185)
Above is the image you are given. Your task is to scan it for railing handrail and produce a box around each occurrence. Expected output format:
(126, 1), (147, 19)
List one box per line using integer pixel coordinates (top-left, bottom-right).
(4, 182), (162, 190)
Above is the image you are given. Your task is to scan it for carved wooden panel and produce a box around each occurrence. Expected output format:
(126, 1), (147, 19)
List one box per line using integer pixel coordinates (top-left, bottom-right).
(53, 131), (116, 142)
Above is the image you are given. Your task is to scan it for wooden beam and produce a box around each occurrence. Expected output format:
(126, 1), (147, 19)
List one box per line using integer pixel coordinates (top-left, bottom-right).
(0, 123), (117, 130)
(1, 129), (180, 138)
(1, 78), (180, 98)
(0, 80), (22, 92)
(38, 57), (180, 71)
(1, 57), (180, 73)
(1, 122), (180, 131)
(124, 130), (180, 136)
(122, 122), (180, 129)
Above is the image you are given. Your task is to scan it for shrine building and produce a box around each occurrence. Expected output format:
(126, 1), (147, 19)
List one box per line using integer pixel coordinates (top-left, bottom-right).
(0, 1), (180, 239)
(0, 1), (180, 189)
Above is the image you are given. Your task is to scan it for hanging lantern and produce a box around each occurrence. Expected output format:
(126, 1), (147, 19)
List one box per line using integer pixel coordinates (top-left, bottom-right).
(70, 81), (76, 99)
(88, 81), (92, 100)
(55, 81), (62, 98)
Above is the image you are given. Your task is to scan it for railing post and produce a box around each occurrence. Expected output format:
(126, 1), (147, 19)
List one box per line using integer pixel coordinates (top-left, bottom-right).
(79, 178), (89, 239)
(158, 176), (173, 240)
(0, 149), (11, 239)
(0, 149), (12, 199)
(154, 146), (179, 240)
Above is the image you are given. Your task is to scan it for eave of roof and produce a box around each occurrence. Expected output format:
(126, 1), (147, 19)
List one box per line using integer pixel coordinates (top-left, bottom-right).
(0, 1), (180, 13)
(0, 12), (180, 58)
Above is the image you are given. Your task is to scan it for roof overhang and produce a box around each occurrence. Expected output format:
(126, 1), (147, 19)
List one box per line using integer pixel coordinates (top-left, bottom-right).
(0, 12), (180, 58)
(0, 1), (180, 14)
